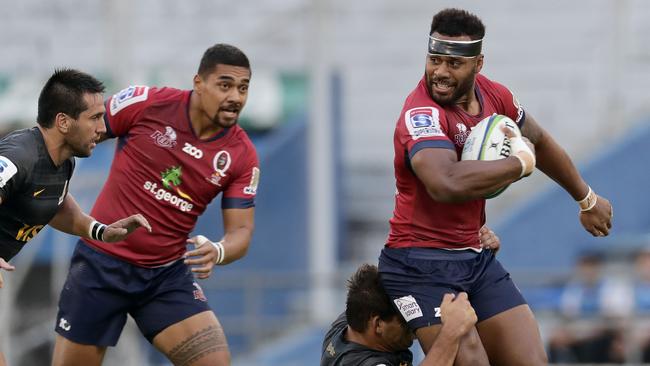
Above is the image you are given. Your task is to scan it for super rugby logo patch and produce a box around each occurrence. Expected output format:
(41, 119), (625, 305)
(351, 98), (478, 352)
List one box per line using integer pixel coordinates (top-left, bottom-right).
(404, 107), (444, 140)
(394, 295), (423, 322)
(110, 85), (149, 116)
(0, 155), (17, 188)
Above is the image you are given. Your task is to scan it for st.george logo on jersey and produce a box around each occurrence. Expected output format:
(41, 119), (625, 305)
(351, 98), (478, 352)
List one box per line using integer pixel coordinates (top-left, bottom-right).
(110, 86), (150, 116)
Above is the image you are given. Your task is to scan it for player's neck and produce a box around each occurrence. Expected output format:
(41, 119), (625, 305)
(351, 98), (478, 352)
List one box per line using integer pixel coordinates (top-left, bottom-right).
(38, 126), (71, 166)
(188, 97), (226, 139)
(454, 87), (480, 115)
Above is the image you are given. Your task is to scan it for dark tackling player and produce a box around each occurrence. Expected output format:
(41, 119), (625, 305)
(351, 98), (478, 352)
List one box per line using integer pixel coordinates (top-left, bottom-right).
(0, 68), (150, 366)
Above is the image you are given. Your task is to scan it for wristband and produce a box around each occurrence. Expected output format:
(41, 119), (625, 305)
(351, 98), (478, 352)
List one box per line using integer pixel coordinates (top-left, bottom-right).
(513, 155), (528, 178)
(212, 240), (225, 264)
(195, 235), (225, 264)
(509, 137), (535, 178)
(578, 186), (597, 212)
(89, 220), (107, 241)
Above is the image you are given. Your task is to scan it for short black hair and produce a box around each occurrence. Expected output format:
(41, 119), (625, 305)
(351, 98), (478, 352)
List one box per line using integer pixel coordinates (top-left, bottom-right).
(37, 68), (105, 128)
(345, 264), (398, 332)
(430, 8), (486, 40)
(197, 43), (251, 78)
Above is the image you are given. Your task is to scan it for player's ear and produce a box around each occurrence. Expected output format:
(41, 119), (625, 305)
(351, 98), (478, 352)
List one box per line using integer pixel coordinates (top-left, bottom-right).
(475, 54), (484, 73)
(193, 74), (203, 94)
(54, 112), (72, 134)
(372, 315), (384, 334)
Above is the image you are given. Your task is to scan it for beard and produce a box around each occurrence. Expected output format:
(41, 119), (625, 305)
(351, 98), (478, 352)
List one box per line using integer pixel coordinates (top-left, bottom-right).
(427, 70), (477, 106)
(70, 143), (92, 158)
(210, 105), (241, 129)
(212, 114), (238, 129)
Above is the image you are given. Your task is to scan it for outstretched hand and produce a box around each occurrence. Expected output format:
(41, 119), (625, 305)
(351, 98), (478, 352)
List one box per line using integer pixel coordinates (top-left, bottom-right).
(102, 214), (152, 242)
(580, 195), (613, 237)
(0, 258), (16, 289)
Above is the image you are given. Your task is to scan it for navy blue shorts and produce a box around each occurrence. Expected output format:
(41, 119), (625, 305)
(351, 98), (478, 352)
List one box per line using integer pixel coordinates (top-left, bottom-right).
(55, 241), (211, 346)
(378, 247), (526, 331)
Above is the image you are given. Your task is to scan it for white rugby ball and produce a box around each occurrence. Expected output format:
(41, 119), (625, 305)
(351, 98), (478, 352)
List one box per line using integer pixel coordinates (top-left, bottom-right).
(461, 114), (521, 198)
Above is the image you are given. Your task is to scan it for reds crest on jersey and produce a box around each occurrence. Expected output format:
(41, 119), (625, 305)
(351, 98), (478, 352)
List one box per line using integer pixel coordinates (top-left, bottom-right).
(110, 86), (150, 116)
(150, 126), (178, 148)
(404, 107), (444, 140)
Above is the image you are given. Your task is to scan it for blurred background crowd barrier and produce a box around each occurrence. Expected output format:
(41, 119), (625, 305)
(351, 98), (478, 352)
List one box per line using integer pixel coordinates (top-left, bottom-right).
(1, 0), (650, 364)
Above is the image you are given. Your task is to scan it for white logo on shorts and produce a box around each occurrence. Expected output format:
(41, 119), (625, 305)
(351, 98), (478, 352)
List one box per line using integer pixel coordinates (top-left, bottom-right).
(58, 317), (71, 331)
(434, 307), (442, 318)
(393, 295), (423, 322)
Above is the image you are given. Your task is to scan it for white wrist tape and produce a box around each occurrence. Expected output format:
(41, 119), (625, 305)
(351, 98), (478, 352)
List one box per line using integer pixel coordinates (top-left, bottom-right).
(578, 186), (598, 212)
(509, 137), (535, 177)
(195, 235), (225, 264)
(212, 241), (225, 264)
(88, 220), (107, 241)
(513, 155), (527, 179)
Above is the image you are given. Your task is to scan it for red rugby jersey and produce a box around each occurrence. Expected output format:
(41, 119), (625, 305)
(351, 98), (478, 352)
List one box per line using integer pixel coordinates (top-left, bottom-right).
(387, 74), (524, 250)
(85, 86), (259, 266)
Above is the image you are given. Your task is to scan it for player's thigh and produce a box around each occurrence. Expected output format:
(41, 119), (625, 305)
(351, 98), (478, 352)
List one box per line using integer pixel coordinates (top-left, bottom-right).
(476, 304), (547, 366)
(51, 335), (107, 366)
(153, 310), (230, 366)
(0, 351), (6, 366)
(416, 324), (489, 366)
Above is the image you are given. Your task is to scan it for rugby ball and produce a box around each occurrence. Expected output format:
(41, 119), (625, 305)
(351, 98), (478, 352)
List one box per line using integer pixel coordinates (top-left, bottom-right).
(461, 114), (520, 198)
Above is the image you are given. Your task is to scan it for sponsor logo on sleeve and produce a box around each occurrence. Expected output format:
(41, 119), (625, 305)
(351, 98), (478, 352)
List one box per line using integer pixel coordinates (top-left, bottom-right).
(512, 93), (524, 124)
(404, 107), (444, 140)
(393, 295), (423, 322)
(243, 167), (260, 195)
(110, 85), (150, 116)
(326, 342), (336, 356)
(0, 155), (18, 188)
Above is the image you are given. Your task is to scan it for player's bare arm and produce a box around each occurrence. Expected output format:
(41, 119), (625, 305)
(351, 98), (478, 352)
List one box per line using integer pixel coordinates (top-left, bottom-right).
(521, 113), (613, 236)
(49, 194), (152, 241)
(410, 148), (523, 202)
(184, 207), (255, 279)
